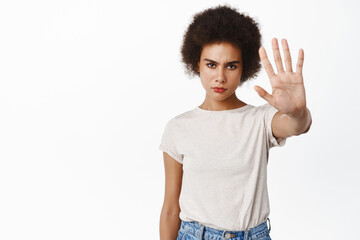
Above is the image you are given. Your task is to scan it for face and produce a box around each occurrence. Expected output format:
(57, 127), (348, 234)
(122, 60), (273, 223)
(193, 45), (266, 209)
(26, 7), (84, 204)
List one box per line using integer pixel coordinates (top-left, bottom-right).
(196, 41), (243, 101)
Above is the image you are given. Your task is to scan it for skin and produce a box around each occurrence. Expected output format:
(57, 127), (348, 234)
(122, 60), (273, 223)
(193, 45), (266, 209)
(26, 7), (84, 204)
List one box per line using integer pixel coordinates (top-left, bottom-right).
(159, 152), (182, 240)
(255, 38), (312, 138)
(197, 41), (247, 111)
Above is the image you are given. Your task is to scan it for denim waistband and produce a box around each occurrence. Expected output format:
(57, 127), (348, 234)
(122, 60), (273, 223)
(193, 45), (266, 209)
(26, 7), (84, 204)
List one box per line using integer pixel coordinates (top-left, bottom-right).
(180, 218), (271, 240)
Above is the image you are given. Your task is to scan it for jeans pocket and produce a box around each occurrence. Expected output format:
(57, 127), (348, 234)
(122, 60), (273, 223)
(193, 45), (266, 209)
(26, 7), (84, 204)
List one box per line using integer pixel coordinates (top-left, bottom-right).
(252, 232), (272, 240)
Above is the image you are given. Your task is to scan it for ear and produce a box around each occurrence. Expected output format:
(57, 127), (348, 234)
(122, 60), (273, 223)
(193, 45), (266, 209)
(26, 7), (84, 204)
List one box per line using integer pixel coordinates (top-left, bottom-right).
(196, 61), (200, 73)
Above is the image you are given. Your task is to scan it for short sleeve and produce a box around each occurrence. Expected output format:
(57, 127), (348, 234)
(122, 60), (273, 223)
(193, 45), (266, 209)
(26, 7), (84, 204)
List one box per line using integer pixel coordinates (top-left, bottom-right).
(263, 103), (287, 148)
(159, 119), (184, 164)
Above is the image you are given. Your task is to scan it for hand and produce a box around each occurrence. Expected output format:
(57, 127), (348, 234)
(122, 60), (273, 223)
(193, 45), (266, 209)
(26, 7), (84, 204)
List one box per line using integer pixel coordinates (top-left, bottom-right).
(254, 38), (307, 117)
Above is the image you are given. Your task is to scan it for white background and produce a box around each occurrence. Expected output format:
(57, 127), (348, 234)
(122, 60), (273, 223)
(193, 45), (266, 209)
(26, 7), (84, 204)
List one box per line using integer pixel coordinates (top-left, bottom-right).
(0, 0), (359, 239)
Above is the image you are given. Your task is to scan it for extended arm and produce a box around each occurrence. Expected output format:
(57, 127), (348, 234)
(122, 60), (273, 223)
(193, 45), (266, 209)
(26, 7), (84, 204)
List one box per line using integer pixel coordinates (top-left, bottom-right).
(254, 38), (312, 138)
(272, 107), (312, 139)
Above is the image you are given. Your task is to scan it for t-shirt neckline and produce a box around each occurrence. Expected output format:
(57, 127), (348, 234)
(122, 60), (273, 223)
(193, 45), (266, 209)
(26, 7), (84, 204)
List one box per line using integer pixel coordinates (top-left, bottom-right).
(195, 104), (253, 113)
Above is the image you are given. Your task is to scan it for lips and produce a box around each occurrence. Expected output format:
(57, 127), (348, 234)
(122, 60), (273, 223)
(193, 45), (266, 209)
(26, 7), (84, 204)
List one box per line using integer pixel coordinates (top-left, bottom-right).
(213, 87), (227, 93)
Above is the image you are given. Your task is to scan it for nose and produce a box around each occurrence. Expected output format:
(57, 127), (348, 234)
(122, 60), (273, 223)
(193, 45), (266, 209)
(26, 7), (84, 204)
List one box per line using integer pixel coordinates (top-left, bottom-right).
(216, 67), (226, 83)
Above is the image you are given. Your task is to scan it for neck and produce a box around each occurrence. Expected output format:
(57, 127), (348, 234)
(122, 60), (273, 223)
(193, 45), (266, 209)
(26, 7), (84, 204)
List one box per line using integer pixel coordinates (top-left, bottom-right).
(199, 92), (246, 111)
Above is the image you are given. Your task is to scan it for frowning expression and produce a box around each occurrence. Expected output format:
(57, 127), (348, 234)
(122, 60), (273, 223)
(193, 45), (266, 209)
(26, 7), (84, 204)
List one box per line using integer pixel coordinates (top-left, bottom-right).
(197, 41), (243, 100)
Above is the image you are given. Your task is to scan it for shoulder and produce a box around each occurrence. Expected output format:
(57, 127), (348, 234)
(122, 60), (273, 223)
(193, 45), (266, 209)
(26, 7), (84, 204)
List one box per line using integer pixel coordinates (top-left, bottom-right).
(166, 108), (197, 124)
(162, 108), (197, 132)
(242, 103), (276, 116)
(252, 103), (274, 111)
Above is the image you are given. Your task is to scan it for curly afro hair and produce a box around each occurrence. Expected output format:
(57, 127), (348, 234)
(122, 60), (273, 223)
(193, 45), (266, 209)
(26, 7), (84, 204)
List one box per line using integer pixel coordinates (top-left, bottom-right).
(180, 4), (262, 85)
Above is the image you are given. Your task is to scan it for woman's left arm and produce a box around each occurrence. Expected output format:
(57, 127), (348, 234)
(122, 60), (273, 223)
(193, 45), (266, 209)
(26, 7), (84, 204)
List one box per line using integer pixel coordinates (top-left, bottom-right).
(254, 38), (312, 138)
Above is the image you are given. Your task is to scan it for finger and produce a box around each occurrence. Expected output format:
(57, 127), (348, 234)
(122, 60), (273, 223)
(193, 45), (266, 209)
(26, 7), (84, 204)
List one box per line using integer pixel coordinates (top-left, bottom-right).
(281, 39), (293, 72)
(272, 38), (285, 73)
(253, 85), (274, 105)
(259, 47), (276, 79)
(296, 48), (304, 75)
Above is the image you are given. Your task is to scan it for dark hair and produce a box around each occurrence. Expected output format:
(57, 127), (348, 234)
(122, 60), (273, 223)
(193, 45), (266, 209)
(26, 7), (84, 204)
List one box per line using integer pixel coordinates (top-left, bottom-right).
(180, 4), (262, 85)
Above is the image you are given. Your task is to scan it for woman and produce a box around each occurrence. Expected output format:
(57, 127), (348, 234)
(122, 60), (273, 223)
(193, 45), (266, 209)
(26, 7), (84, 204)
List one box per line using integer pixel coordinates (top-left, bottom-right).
(159, 4), (312, 240)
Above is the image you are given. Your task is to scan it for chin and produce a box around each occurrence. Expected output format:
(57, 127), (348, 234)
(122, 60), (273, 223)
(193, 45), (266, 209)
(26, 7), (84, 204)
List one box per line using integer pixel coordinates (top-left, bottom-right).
(210, 94), (229, 100)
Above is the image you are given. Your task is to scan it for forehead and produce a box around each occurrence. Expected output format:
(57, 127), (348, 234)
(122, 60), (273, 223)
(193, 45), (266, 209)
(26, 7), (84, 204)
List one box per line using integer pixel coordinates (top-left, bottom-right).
(200, 41), (242, 60)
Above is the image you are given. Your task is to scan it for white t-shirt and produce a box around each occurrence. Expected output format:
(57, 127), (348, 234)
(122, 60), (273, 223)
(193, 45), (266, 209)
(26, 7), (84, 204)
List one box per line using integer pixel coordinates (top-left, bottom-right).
(159, 103), (287, 231)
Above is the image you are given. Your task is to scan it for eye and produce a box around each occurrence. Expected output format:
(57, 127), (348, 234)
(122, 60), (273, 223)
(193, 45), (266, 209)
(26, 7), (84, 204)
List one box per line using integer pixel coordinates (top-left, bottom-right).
(207, 63), (216, 68)
(228, 65), (237, 70)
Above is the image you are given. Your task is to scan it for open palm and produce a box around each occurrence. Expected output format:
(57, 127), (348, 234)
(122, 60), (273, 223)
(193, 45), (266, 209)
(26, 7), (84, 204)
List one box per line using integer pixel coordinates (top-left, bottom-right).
(254, 38), (306, 116)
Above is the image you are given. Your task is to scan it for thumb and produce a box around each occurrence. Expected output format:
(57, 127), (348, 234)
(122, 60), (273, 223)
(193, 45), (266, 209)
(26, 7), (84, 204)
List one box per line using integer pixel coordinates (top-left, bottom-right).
(253, 85), (273, 104)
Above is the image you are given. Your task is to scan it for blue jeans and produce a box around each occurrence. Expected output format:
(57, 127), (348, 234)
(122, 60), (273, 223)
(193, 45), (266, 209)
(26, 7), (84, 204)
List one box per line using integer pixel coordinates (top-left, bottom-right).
(176, 218), (272, 240)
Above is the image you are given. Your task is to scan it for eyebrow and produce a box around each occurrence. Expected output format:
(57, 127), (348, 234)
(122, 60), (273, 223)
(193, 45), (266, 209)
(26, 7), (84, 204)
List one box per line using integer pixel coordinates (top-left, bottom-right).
(204, 58), (241, 64)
